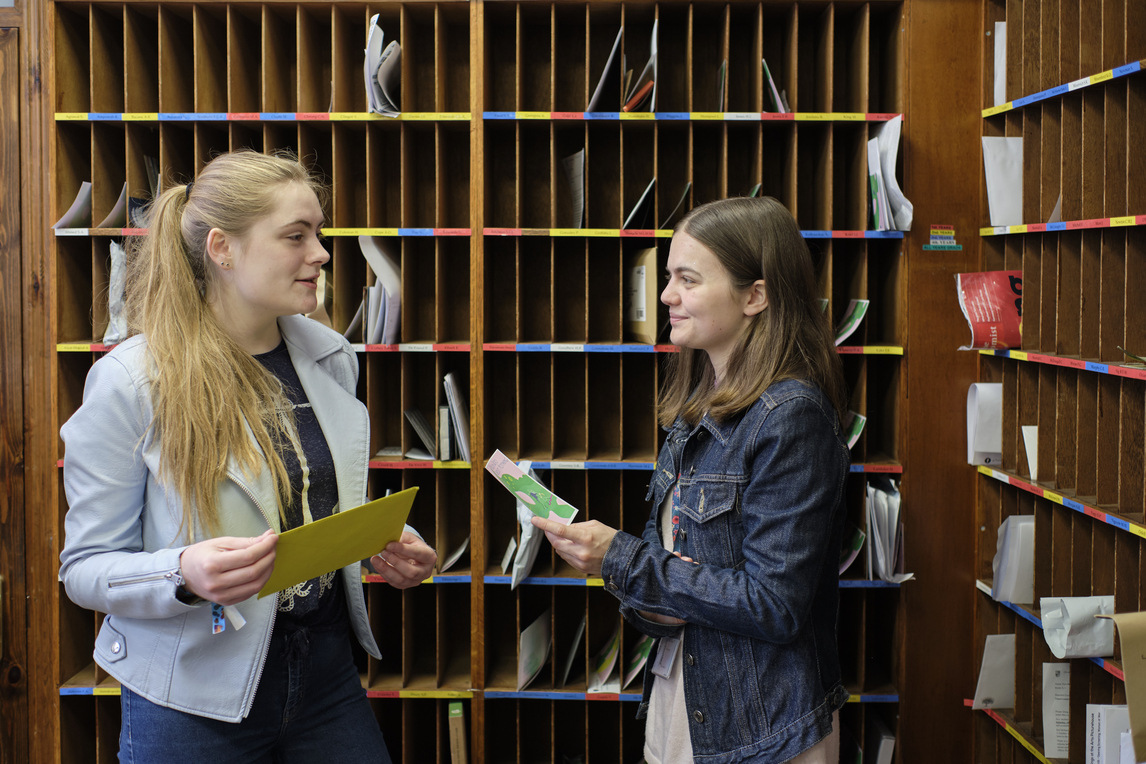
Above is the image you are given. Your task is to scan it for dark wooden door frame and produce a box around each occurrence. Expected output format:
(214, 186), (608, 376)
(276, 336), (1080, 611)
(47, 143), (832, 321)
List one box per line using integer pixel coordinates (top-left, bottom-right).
(0, 24), (29, 764)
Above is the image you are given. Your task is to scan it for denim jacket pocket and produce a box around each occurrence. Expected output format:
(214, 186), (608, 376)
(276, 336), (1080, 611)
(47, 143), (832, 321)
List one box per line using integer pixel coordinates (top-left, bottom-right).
(676, 481), (738, 524)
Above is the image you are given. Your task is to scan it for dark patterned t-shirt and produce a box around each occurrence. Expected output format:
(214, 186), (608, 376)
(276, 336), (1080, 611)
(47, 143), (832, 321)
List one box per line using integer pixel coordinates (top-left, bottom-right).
(255, 340), (345, 627)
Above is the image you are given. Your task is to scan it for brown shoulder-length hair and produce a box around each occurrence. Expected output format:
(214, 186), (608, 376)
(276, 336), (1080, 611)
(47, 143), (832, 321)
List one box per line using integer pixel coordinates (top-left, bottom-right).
(657, 196), (848, 428)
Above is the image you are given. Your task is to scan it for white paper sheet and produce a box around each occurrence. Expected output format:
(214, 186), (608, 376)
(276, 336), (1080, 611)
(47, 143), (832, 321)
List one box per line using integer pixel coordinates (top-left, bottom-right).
(993, 22), (1007, 107)
(972, 633), (1015, 709)
(53, 181), (93, 229)
(982, 136), (1024, 226)
(1041, 595), (1115, 658)
(1042, 662), (1070, 758)
(967, 382), (1003, 466)
(587, 27), (623, 112)
(95, 182), (129, 229)
(992, 515), (1034, 603)
(1021, 425), (1039, 480)
(103, 240), (128, 346)
(517, 608), (552, 690)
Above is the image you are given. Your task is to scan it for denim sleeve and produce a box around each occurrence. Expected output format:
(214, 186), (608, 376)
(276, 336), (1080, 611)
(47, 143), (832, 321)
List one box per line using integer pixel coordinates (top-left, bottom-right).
(601, 395), (847, 643)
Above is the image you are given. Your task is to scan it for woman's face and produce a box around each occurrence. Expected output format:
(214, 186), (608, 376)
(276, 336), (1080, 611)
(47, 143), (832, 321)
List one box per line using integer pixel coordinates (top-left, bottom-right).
(210, 182), (329, 345)
(661, 231), (765, 381)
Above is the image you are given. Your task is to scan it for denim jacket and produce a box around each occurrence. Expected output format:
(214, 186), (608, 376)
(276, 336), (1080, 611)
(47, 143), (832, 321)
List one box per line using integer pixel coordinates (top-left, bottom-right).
(59, 315), (384, 722)
(600, 378), (850, 763)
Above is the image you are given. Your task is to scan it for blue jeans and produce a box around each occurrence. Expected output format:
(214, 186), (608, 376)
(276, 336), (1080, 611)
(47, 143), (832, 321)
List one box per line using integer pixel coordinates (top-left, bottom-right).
(119, 619), (391, 763)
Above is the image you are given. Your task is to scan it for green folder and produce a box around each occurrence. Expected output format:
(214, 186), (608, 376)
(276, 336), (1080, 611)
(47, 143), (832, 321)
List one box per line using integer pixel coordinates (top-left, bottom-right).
(258, 486), (418, 598)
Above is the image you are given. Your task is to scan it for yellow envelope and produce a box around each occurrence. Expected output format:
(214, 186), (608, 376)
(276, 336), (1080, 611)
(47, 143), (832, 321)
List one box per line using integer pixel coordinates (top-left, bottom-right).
(258, 487), (418, 598)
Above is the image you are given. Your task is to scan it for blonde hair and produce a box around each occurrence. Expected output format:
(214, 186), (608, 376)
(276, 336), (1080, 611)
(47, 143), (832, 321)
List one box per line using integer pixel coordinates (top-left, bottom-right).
(123, 149), (329, 537)
(658, 196), (847, 428)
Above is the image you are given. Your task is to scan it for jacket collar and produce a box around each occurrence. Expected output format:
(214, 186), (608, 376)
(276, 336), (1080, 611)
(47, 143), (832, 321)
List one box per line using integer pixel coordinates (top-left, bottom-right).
(278, 313), (345, 363)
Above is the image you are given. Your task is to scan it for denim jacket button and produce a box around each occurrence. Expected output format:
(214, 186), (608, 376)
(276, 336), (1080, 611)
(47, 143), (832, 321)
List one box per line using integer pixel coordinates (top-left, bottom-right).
(686, 653), (695, 666)
(693, 710), (704, 723)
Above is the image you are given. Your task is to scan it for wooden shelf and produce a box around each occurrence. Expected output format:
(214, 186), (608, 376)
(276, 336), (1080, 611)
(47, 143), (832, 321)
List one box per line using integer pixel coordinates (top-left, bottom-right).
(45, 1), (910, 761)
(974, 2), (1146, 761)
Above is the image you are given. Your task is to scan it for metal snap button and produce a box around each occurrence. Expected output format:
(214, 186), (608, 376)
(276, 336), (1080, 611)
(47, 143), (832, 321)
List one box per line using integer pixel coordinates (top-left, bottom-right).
(111, 641), (122, 655)
(686, 653), (695, 666)
(693, 710), (704, 723)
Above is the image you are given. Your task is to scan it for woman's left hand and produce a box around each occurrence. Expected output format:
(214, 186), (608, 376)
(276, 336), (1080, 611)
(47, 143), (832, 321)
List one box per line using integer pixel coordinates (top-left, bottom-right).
(530, 517), (617, 576)
(370, 532), (437, 589)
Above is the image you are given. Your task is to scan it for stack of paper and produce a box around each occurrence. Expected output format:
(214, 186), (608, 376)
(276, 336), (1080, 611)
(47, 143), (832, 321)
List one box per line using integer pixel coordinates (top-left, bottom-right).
(621, 21), (657, 112)
(587, 27), (623, 112)
(364, 14), (401, 117)
(833, 298), (870, 346)
(586, 621), (622, 693)
(443, 372), (471, 463)
(762, 58), (789, 113)
(866, 116), (913, 231)
(867, 138), (893, 231)
(1088, 704), (1131, 764)
(622, 177), (656, 230)
(843, 410), (866, 450)
(357, 235), (401, 345)
(403, 408), (435, 460)
(865, 477), (913, 584)
(991, 515), (1034, 603)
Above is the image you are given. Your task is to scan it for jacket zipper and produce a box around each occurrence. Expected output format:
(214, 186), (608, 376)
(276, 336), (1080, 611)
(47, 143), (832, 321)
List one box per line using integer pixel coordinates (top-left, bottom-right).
(107, 569), (183, 588)
(227, 473), (279, 719)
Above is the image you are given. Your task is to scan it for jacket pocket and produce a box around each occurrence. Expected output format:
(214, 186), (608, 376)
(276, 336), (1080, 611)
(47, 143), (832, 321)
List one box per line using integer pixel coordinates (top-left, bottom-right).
(677, 481), (738, 524)
(95, 620), (129, 664)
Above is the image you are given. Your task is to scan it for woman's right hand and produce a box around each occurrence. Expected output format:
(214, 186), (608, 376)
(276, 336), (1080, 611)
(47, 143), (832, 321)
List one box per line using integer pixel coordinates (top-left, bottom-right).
(177, 529), (278, 606)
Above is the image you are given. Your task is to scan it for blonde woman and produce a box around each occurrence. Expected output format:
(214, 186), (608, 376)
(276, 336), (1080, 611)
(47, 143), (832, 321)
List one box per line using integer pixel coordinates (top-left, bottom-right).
(533, 197), (850, 763)
(59, 150), (436, 763)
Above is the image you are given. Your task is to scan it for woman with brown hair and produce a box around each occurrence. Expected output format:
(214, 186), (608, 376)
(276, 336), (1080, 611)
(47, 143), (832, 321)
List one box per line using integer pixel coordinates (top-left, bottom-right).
(533, 196), (850, 763)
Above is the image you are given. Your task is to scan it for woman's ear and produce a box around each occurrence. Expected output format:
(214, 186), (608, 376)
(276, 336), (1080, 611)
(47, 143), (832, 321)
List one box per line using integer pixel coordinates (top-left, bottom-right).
(205, 228), (232, 270)
(744, 279), (769, 316)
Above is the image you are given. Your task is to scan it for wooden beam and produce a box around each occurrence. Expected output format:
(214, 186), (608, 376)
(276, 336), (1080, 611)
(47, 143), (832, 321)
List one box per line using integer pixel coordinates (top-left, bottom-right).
(901, 0), (982, 760)
(21, 0), (58, 761)
(0, 23), (29, 764)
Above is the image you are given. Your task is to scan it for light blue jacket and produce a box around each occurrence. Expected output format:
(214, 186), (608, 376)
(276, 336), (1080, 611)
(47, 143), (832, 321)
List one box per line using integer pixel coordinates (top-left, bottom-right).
(59, 315), (382, 722)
